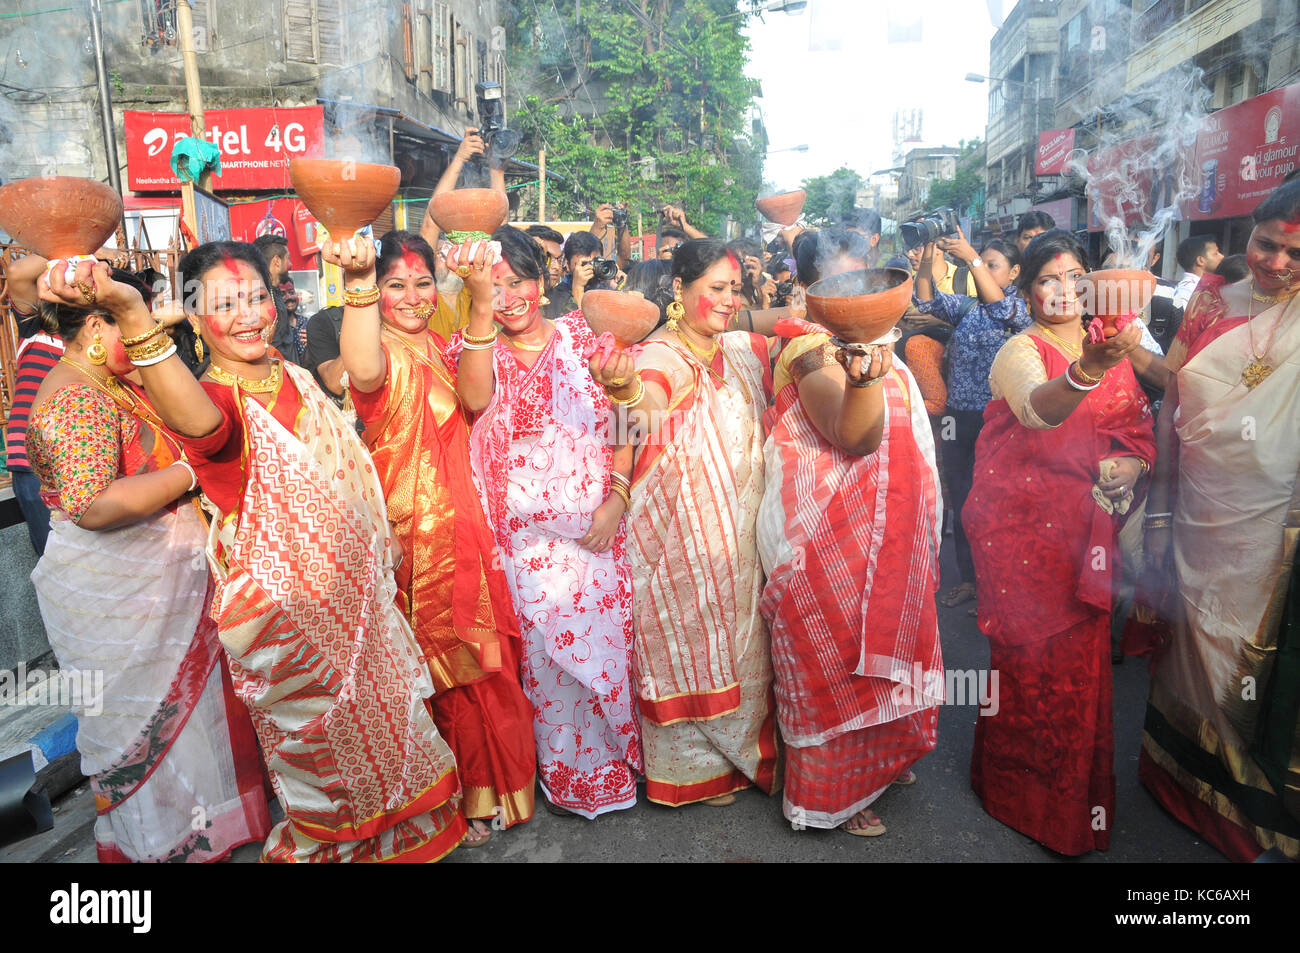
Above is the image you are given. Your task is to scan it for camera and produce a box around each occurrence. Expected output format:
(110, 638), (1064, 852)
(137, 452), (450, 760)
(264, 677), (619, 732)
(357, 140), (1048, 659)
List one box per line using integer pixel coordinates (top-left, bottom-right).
(590, 257), (619, 282)
(770, 279), (795, 308)
(474, 81), (521, 161)
(612, 206), (629, 230)
(900, 206), (960, 250)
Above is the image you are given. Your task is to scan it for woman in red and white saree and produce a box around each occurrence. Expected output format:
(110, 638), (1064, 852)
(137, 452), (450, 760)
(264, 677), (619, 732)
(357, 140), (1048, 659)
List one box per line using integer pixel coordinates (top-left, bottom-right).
(27, 289), (270, 863)
(588, 239), (780, 807)
(757, 299), (944, 836)
(1139, 184), (1300, 861)
(965, 232), (1154, 855)
(43, 246), (467, 862)
(331, 231), (536, 843)
(458, 226), (640, 818)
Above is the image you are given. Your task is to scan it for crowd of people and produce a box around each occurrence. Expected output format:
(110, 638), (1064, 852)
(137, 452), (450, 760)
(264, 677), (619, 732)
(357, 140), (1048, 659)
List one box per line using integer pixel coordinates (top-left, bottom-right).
(4, 143), (1299, 862)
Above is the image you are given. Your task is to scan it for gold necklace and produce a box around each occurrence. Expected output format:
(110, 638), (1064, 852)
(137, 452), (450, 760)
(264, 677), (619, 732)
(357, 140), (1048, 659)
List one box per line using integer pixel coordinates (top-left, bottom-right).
(673, 329), (752, 405)
(506, 322), (554, 352)
(206, 359), (283, 395)
(674, 326), (719, 363)
(59, 355), (129, 403)
(1033, 321), (1082, 356)
(1241, 280), (1283, 389)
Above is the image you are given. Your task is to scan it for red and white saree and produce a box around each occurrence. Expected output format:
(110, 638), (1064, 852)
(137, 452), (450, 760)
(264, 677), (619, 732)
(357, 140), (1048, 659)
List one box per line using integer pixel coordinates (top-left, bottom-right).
(466, 312), (641, 818)
(200, 363), (466, 862)
(757, 328), (944, 828)
(628, 332), (780, 806)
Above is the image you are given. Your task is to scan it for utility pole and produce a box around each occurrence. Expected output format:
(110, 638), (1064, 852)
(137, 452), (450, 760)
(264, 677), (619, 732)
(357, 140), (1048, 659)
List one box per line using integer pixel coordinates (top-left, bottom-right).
(88, 0), (123, 200)
(176, 0), (211, 239)
(538, 148), (547, 222)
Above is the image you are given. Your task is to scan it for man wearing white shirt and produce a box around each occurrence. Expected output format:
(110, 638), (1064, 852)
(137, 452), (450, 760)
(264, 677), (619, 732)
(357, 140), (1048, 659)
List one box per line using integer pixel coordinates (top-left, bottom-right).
(1172, 234), (1224, 309)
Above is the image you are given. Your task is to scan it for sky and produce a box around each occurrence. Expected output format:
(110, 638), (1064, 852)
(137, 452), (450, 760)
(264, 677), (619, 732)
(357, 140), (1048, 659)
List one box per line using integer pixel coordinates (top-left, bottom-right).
(744, 0), (1005, 189)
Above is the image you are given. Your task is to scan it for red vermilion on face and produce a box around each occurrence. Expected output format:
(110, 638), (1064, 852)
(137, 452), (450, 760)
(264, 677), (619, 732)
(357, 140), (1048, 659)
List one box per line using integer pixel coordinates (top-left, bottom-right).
(491, 258), (543, 336)
(198, 259), (274, 371)
(1246, 219), (1300, 292)
(378, 257), (437, 336)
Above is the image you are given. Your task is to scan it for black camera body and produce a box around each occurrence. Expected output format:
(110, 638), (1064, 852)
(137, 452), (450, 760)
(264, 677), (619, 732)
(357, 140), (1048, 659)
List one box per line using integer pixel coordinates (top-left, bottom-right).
(474, 81), (521, 161)
(612, 206), (629, 230)
(901, 206), (960, 250)
(770, 279), (795, 308)
(590, 257), (619, 282)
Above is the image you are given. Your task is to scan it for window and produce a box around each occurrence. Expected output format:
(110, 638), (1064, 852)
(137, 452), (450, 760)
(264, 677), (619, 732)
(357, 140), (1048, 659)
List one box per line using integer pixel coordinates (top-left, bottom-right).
(432, 3), (452, 94)
(284, 0), (344, 67)
(140, 1), (213, 51)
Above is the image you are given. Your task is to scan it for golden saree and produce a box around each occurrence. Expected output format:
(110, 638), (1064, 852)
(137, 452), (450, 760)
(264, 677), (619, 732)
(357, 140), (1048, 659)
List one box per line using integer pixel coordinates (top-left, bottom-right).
(352, 332), (536, 826)
(206, 362), (466, 862)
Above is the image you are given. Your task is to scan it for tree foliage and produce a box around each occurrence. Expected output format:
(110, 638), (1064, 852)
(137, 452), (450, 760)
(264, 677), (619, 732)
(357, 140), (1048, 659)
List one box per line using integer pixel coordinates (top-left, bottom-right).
(504, 0), (763, 233)
(927, 165), (983, 214)
(800, 166), (864, 224)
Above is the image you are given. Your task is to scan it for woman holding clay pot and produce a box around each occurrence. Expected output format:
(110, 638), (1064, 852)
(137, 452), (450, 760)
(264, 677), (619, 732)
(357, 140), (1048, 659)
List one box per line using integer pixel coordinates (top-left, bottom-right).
(756, 229), (945, 837)
(964, 230), (1155, 855)
(455, 225), (641, 819)
(1137, 179), (1300, 861)
(587, 238), (780, 808)
(40, 244), (467, 863)
(324, 229), (536, 846)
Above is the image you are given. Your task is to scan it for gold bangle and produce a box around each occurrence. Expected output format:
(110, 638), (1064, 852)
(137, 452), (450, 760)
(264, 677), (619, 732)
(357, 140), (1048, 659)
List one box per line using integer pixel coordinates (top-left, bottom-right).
(609, 483), (631, 508)
(124, 333), (176, 363)
(343, 286), (382, 308)
(1072, 360), (1104, 385)
(461, 327), (499, 345)
(606, 375), (645, 406)
(610, 471), (630, 490)
(1136, 457), (1150, 476)
(120, 320), (166, 347)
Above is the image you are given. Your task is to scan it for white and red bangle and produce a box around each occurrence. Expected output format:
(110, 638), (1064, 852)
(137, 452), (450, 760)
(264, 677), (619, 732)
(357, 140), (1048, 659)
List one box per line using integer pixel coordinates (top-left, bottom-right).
(1065, 361), (1101, 391)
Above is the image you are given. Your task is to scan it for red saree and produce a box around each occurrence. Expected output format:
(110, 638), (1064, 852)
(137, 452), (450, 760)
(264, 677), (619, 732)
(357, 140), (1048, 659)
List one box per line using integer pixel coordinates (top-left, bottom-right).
(965, 334), (1154, 854)
(352, 332), (536, 826)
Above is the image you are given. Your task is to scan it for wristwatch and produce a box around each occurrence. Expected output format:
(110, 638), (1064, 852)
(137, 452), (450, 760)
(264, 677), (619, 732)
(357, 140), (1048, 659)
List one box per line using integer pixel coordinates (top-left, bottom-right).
(968, 257), (984, 268)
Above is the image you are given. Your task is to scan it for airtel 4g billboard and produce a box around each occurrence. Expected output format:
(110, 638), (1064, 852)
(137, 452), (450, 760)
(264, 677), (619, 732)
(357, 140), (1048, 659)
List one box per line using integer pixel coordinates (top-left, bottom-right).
(125, 106), (325, 192)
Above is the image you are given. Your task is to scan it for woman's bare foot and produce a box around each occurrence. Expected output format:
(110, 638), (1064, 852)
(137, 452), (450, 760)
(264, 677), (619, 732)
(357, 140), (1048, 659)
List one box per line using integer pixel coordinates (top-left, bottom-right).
(702, 793), (736, 806)
(840, 809), (886, 837)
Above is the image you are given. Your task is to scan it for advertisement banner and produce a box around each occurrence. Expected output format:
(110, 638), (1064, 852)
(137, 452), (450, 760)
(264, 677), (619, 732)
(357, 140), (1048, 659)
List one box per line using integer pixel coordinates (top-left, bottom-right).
(1185, 81), (1300, 220)
(227, 198), (318, 271)
(125, 106), (325, 192)
(1035, 129), (1076, 176)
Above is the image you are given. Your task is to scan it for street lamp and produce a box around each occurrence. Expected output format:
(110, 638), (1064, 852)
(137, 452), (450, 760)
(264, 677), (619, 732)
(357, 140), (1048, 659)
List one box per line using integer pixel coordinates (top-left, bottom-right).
(723, 1), (809, 19)
(768, 144), (809, 153)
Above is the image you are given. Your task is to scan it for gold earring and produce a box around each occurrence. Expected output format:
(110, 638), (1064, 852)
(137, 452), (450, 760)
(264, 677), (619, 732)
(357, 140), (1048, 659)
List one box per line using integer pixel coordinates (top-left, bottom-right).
(86, 332), (108, 365)
(539, 294), (550, 307)
(666, 298), (685, 330)
(194, 336), (205, 363)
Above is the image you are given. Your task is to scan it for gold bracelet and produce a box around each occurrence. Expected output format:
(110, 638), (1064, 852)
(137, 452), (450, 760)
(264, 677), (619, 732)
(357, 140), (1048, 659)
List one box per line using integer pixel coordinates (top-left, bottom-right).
(1136, 457), (1150, 476)
(609, 483), (631, 508)
(1071, 360), (1104, 385)
(120, 320), (166, 347)
(461, 327), (500, 345)
(124, 333), (176, 363)
(610, 471), (631, 490)
(606, 375), (645, 406)
(343, 286), (382, 307)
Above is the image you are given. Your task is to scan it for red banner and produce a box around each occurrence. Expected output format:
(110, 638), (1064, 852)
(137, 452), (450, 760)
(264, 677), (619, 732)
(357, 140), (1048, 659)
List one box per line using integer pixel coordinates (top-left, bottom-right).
(1185, 81), (1300, 220)
(1035, 129), (1075, 176)
(125, 106), (325, 192)
(227, 198), (319, 270)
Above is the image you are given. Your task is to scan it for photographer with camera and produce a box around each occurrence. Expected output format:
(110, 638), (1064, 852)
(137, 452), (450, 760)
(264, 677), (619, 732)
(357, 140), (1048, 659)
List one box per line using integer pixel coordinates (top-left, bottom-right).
(912, 225), (1030, 612)
(590, 202), (632, 269)
(525, 224), (566, 293)
(543, 231), (619, 319)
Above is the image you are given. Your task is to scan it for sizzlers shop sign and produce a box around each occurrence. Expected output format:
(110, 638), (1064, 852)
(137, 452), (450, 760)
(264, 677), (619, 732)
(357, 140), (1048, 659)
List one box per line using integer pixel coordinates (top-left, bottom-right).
(125, 106), (325, 192)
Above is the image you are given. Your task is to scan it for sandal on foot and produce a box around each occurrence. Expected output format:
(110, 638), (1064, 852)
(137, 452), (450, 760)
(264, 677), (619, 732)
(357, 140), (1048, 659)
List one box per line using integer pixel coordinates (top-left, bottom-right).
(940, 583), (976, 608)
(544, 799), (579, 818)
(892, 770), (917, 786)
(702, 793), (736, 807)
(841, 810), (886, 837)
(460, 821), (492, 848)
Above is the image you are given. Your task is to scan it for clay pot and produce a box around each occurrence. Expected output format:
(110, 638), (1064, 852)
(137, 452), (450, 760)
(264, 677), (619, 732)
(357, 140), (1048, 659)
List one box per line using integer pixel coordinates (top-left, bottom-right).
(582, 290), (659, 347)
(288, 158), (400, 239)
(1075, 268), (1158, 337)
(0, 176), (122, 260)
(805, 267), (914, 344)
(756, 189), (806, 226)
(429, 188), (508, 235)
